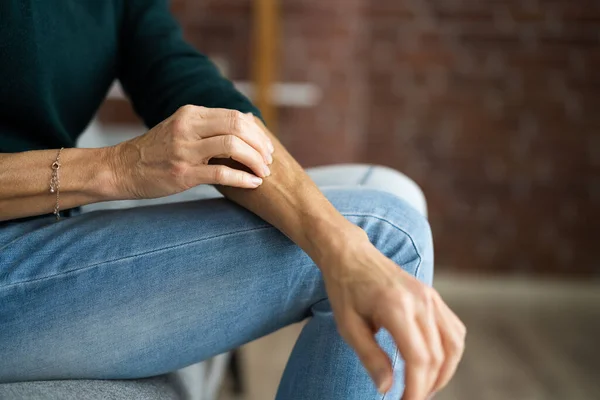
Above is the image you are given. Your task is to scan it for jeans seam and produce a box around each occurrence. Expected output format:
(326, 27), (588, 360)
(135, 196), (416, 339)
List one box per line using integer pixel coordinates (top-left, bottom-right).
(381, 348), (399, 400)
(1, 225), (273, 289)
(343, 213), (423, 277)
(2, 212), (424, 289)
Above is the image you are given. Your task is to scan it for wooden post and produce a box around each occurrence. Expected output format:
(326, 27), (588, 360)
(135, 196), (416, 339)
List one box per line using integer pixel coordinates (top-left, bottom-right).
(252, 0), (279, 132)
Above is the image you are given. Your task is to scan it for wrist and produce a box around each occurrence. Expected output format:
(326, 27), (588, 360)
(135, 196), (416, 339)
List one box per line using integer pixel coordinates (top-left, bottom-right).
(84, 145), (132, 201)
(58, 147), (123, 202)
(303, 212), (369, 268)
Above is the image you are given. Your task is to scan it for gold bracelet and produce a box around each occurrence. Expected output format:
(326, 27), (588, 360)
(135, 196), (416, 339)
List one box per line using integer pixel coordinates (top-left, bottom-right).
(49, 147), (64, 220)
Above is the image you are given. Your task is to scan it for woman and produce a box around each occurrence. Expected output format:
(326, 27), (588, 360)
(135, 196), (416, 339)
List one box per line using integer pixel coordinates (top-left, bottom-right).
(0, 1), (465, 399)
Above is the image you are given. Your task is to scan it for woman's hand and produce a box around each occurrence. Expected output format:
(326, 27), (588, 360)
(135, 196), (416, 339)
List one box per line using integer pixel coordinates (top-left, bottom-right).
(111, 105), (275, 199)
(321, 228), (466, 400)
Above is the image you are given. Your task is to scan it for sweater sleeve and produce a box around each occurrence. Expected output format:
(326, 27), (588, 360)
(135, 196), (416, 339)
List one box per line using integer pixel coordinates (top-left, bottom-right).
(117, 0), (262, 128)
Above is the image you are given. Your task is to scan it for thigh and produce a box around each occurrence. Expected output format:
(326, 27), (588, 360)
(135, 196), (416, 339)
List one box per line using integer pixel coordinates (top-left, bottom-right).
(0, 197), (317, 382)
(0, 187), (428, 382)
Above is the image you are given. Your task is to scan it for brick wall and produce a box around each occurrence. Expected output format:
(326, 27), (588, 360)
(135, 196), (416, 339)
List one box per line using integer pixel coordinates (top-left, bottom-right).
(100, 0), (599, 275)
(359, 1), (599, 275)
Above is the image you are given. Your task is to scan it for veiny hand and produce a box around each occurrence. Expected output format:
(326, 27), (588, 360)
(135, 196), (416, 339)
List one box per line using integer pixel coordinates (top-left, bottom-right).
(321, 228), (466, 400)
(111, 105), (274, 199)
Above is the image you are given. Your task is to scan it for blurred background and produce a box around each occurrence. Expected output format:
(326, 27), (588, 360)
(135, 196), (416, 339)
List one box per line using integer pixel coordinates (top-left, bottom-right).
(88, 0), (599, 399)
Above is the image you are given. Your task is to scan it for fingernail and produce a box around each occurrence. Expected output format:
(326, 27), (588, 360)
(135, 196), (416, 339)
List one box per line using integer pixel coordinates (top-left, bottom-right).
(250, 176), (263, 187)
(265, 153), (273, 164)
(263, 165), (271, 177)
(267, 141), (275, 153)
(246, 112), (255, 120)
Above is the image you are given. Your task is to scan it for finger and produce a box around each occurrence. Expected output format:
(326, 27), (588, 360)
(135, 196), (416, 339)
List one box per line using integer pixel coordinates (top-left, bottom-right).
(196, 164), (263, 189)
(382, 306), (430, 400)
(416, 294), (445, 396)
(191, 107), (274, 164)
(430, 294), (466, 395)
(341, 312), (393, 393)
(251, 113), (277, 154)
(435, 292), (467, 334)
(197, 135), (270, 178)
(246, 112), (276, 159)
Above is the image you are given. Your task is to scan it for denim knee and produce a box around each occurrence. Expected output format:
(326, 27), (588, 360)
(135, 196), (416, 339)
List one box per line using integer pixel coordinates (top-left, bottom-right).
(325, 188), (434, 285)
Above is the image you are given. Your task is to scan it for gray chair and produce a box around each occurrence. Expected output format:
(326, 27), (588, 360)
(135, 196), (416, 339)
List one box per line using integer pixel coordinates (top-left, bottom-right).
(0, 350), (229, 400)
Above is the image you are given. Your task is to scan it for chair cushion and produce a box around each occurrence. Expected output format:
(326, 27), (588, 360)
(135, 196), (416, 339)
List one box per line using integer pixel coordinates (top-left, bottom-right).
(0, 375), (180, 400)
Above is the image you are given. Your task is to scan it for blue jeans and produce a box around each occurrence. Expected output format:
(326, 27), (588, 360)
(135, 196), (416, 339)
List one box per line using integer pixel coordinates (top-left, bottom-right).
(0, 165), (433, 399)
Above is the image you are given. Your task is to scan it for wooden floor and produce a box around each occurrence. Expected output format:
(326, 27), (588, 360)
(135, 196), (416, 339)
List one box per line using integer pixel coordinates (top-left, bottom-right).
(218, 275), (600, 400)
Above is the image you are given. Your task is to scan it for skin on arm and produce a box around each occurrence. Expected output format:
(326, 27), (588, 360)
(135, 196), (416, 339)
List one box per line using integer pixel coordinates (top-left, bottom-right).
(0, 107), (271, 222)
(0, 148), (117, 221)
(213, 116), (352, 261)
(214, 117), (467, 399)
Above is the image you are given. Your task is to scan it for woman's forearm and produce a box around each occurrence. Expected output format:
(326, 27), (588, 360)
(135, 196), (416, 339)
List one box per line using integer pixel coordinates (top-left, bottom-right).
(0, 148), (118, 221)
(0, 114), (359, 263)
(214, 118), (363, 269)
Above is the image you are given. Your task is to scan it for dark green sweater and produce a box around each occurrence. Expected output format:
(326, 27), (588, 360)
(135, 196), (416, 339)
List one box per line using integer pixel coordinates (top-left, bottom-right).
(0, 0), (261, 153)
